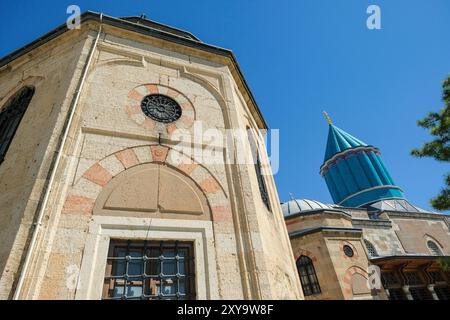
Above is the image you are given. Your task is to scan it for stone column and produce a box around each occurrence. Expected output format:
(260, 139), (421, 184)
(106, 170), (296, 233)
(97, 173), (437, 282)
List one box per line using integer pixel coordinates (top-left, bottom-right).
(402, 285), (414, 300)
(427, 284), (439, 300)
(384, 289), (391, 300)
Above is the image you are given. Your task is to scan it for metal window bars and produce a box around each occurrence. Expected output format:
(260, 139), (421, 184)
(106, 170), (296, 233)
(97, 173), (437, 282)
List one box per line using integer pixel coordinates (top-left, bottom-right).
(247, 128), (271, 212)
(140, 94), (182, 123)
(0, 86), (35, 164)
(255, 155), (271, 211)
(297, 255), (321, 296)
(103, 240), (195, 300)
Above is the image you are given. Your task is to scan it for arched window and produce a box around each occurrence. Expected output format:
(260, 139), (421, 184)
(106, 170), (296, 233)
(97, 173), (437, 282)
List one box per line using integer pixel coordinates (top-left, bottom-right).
(296, 255), (321, 296)
(364, 239), (379, 258)
(247, 128), (271, 211)
(0, 86), (35, 164)
(427, 240), (443, 256)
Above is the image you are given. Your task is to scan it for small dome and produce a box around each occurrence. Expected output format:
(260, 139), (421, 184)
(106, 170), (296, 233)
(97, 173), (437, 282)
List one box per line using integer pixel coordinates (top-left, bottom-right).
(282, 199), (335, 216)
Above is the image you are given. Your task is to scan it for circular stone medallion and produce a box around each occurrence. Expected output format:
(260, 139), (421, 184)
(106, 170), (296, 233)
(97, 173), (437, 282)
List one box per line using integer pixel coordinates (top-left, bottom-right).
(140, 94), (182, 123)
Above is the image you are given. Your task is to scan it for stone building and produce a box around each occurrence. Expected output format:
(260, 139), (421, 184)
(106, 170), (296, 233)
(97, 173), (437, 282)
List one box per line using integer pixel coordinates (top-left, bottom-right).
(283, 120), (450, 300)
(0, 12), (448, 301)
(0, 12), (302, 300)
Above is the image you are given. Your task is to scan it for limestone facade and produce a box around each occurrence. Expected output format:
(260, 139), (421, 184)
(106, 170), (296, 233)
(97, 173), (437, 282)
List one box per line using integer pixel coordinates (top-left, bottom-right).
(0, 14), (302, 300)
(285, 204), (450, 300)
(2, 12), (448, 302)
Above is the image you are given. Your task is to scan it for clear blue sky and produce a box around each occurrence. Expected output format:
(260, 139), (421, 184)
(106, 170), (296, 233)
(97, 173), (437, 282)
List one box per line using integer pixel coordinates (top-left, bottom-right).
(1, 0), (449, 212)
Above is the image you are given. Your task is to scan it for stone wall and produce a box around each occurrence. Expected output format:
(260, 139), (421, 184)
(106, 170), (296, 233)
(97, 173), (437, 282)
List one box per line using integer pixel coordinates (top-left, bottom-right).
(0, 21), (301, 300)
(325, 233), (372, 299)
(389, 214), (450, 255)
(0, 27), (93, 299)
(290, 233), (343, 300)
(352, 219), (405, 256)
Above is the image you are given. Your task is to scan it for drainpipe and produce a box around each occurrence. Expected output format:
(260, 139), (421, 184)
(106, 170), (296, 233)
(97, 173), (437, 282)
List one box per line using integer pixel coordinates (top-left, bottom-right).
(13, 13), (103, 300)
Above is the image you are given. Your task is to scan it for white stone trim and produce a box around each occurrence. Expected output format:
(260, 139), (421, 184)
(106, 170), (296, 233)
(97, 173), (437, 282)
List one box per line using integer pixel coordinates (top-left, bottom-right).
(337, 188), (404, 206)
(75, 216), (219, 300)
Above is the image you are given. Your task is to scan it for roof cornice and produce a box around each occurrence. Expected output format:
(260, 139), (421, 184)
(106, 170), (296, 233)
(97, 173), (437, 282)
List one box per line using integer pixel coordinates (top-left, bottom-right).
(284, 208), (352, 221)
(351, 218), (392, 229)
(370, 254), (450, 263)
(385, 210), (449, 220)
(289, 226), (362, 239)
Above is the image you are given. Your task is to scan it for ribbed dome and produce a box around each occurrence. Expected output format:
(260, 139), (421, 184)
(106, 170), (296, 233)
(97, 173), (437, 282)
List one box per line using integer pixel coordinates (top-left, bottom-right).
(324, 124), (367, 162)
(320, 123), (405, 207)
(282, 199), (334, 216)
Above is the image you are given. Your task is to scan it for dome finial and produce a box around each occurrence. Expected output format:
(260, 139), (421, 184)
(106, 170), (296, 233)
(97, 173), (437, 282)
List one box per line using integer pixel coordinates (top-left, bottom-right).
(323, 111), (332, 125)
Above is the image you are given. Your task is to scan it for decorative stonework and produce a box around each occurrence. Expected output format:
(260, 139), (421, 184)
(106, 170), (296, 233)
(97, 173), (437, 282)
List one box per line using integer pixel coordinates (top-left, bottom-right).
(150, 145), (169, 162)
(82, 163), (112, 187)
(294, 248), (318, 263)
(62, 195), (95, 215)
(115, 149), (139, 169)
(63, 145), (230, 223)
(340, 240), (359, 260)
(342, 266), (369, 297)
(140, 94), (182, 123)
(126, 84), (195, 135)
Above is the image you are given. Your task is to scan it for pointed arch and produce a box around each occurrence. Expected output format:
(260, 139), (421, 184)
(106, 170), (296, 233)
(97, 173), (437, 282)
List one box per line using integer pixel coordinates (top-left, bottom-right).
(426, 239), (443, 256)
(296, 255), (321, 296)
(93, 162), (212, 219)
(0, 86), (35, 164)
(247, 127), (271, 211)
(364, 239), (379, 258)
(342, 266), (370, 298)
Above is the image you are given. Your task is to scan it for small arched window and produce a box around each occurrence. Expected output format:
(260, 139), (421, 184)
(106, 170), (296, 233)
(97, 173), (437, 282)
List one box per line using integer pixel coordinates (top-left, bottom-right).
(247, 128), (271, 211)
(364, 239), (379, 258)
(0, 86), (35, 164)
(427, 240), (443, 256)
(296, 255), (321, 296)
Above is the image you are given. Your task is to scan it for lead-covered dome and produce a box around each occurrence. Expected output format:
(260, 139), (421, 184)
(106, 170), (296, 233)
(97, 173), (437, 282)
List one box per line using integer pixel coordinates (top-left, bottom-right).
(282, 199), (335, 217)
(364, 199), (431, 213)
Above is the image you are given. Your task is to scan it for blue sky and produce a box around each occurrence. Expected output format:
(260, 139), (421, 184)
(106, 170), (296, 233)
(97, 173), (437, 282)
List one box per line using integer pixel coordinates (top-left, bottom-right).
(1, 0), (449, 212)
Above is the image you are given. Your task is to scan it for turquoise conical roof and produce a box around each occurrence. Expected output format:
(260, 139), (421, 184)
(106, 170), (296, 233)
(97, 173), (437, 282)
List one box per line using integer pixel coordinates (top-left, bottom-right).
(324, 124), (367, 162)
(321, 122), (405, 207)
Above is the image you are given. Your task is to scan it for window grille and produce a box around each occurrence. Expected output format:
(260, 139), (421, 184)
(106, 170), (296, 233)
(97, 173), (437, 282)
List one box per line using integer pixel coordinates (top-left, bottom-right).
(255, 155), (270, 210)
(0, 86), (34, 164)
(404, 272), (423, 286)
(103, 240), (195, 300)
(247, 129), (271, 211)
(343, 245), (354, 257)
(428, 271), (445, 283)
(296, 255), (321, 296)
(427, 240), (443, 256)
(387, 288), (407, 300)
(381, 272), (400, 287)
(140, 94), (182, 123)
(434, 286), (450, 300)
(364, 239), (379, 258)
(409, 287), (433, 300)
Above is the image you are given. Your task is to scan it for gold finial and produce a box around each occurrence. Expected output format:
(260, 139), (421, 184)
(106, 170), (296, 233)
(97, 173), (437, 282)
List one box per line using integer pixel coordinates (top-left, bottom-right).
(323, 111), (332, 125)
